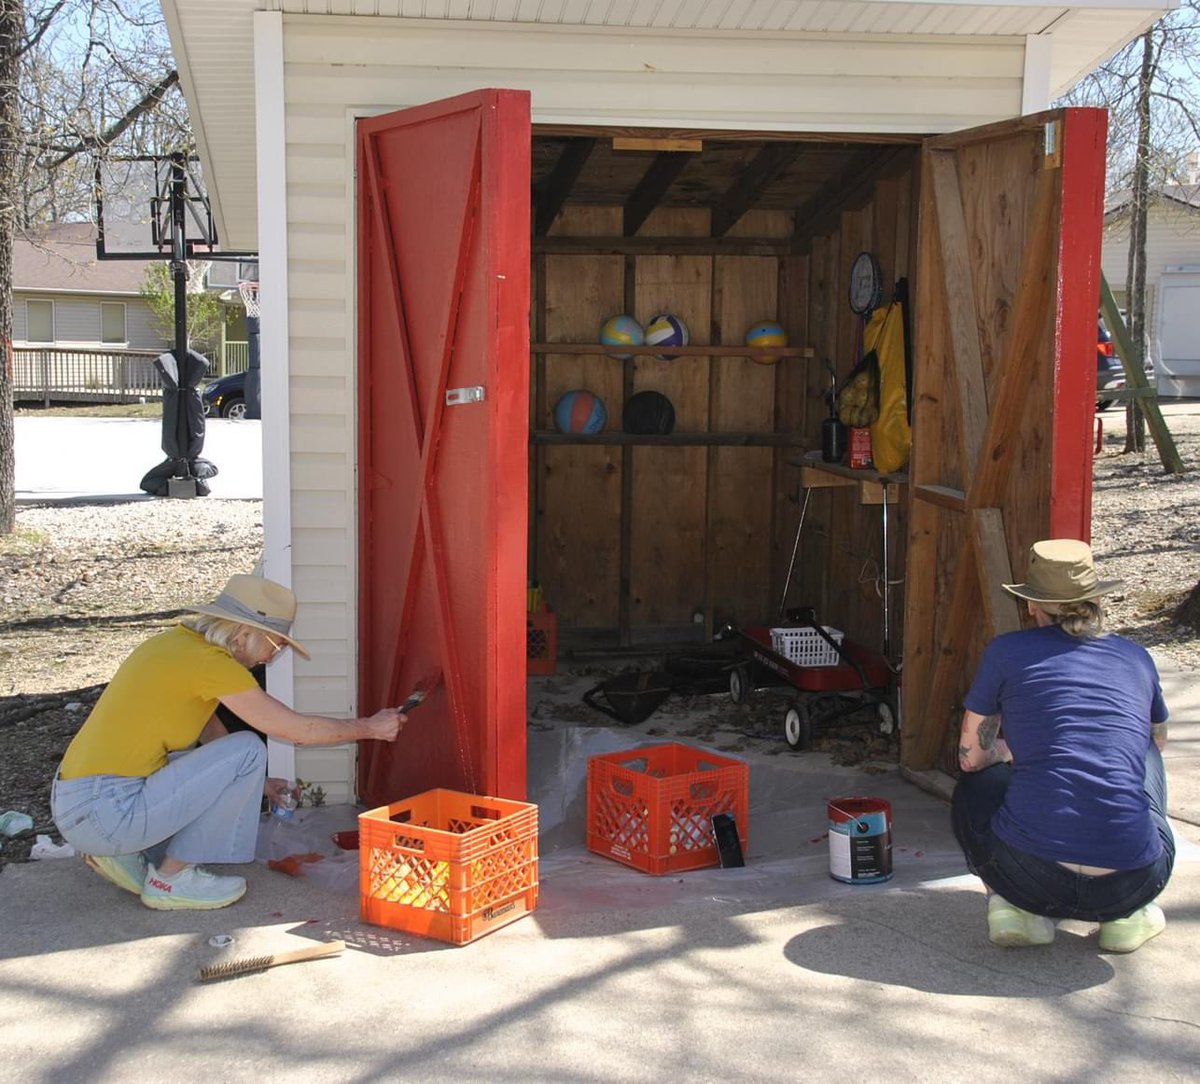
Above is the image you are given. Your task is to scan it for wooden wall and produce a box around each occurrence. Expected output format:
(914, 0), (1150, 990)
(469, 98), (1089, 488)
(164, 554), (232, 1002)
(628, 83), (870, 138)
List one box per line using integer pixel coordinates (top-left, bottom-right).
(532, 152), (920, 653)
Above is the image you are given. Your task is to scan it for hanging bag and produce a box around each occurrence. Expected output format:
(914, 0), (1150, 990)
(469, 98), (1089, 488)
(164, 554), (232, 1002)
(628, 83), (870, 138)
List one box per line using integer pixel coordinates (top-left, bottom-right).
(583, 670), (674, 725)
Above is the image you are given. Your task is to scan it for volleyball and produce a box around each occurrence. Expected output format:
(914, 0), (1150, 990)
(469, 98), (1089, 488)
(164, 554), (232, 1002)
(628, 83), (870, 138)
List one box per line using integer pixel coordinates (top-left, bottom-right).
(554, 389), (608, 434)
(599, 314), (644, 360)
(744, 320), (788, 365)
(644, 313), (689, 360)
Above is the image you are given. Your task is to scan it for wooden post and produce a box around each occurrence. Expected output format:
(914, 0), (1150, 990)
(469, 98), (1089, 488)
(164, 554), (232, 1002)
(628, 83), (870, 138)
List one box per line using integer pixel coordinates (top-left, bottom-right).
(1099, 274), (1186, 475)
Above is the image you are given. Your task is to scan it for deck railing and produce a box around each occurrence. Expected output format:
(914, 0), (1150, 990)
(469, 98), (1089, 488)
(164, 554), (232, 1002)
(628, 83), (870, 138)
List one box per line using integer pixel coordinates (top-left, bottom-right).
(223, 341), (249, 376)
(12, 347), (164, 405)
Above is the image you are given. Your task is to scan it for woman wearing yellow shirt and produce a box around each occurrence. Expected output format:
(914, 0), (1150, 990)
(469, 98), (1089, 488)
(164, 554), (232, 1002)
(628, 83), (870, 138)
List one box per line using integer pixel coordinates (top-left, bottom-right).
(50, 575), (406, 911)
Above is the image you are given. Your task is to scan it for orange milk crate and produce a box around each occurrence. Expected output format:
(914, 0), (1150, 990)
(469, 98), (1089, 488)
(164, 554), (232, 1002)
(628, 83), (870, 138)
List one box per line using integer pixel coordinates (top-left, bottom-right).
(586, 743), (749, 875)
(527, 606), (558, 675)
(359, 788), (539, 946)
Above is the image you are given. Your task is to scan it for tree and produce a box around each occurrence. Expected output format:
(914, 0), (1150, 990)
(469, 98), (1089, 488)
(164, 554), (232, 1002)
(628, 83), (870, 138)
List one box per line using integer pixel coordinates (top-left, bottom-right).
(0, 0), (188, 533)
(139, 260), (226, 362)
(1060, 4), (1200, 455)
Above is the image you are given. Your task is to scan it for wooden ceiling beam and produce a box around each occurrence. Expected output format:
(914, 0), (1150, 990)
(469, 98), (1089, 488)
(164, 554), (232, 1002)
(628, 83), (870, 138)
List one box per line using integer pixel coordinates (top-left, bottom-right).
(790, 146), (915, 253)
(711, 143), (803, 238)
(532, 138), (596, 236)
(623, 152), (693, 237)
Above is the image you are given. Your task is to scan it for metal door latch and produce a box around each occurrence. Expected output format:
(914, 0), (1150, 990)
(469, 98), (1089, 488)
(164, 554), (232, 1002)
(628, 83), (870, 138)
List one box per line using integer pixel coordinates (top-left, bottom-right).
(445, 385), (486, 406)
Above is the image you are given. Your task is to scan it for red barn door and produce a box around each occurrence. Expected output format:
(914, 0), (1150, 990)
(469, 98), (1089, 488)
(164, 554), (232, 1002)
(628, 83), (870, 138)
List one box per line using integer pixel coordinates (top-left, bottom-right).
(356, 90), (531, 806)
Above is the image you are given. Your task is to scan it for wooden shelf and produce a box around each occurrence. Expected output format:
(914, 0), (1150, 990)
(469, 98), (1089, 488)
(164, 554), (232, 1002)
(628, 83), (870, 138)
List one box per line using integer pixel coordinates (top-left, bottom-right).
(787, 450), (907, 505)
(533, 430), (801, 447)
(531, 342), (814, 359)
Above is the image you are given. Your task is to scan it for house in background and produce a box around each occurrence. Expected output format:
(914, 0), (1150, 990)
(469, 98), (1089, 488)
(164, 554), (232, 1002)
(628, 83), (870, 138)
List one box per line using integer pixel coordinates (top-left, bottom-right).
(1102, 184), (1200, 398)
(13, 222), (252, 400)
(14, 222), (168, 352)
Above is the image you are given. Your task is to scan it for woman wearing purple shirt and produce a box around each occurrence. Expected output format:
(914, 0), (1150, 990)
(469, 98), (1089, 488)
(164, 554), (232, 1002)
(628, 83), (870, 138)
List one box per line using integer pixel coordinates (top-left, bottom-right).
(952, 539), (1173, 953)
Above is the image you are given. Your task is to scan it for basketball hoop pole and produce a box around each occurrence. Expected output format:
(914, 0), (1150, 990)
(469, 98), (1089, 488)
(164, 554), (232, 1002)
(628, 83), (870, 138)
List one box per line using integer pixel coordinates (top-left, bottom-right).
(170, 153), (194, 488)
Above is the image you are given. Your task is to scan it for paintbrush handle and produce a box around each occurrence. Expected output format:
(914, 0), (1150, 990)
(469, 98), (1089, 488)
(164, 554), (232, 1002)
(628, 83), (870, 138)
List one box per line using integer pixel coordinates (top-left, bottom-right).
(270, 940), (345, 969)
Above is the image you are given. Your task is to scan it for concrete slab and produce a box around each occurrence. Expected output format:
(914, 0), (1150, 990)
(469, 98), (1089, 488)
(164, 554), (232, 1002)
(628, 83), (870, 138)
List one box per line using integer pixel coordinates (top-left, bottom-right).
(2, 728), (1199, 1083)
(1153, 653), (1200, 827)
(14, 416), (262, 502)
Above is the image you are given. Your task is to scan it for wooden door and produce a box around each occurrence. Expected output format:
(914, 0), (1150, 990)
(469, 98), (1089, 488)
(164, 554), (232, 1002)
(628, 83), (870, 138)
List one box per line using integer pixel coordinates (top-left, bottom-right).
(356, 90), (531, 806)
(902, 108), (1106, 770)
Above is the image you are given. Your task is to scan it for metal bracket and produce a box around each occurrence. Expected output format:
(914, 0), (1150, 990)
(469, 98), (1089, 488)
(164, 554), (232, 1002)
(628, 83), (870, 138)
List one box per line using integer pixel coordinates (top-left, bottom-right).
(445, 385), (486, 406)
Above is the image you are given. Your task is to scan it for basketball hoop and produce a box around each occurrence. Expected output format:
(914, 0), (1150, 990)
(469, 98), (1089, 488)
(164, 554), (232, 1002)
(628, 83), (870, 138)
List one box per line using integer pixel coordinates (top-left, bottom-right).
(238, 279), (260, 318)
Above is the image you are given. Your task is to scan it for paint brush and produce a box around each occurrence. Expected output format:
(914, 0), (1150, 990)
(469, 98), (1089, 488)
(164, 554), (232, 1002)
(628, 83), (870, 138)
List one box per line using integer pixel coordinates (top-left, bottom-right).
(399, 668), (443, 714)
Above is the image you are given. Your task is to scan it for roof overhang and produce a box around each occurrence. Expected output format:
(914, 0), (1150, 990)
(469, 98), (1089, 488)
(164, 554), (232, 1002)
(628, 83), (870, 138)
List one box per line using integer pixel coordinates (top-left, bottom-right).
(162, 1), (1176, 251)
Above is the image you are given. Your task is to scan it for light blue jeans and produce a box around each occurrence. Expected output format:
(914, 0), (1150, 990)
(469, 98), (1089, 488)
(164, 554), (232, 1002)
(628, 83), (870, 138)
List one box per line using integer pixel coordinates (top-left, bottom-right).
(51, 731), (266, 866)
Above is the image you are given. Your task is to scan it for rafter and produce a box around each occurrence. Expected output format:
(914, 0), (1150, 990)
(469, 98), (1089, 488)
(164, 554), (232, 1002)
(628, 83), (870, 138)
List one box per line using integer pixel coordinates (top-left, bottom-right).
(711, 142), (801, 237)
(790, 146), (914, 253)
(533, 137), (595, 236)
(623, 152), (692, 237)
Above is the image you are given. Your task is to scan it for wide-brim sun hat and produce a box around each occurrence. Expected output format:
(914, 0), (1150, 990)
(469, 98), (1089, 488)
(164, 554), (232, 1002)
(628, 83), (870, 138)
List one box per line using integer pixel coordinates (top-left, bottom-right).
(1001, 539), (1123, 605)
(186, 574), (311, 658)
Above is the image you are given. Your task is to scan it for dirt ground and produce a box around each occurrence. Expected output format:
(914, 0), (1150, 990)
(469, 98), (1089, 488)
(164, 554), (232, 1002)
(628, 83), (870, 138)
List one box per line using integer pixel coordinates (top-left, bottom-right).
(2, 403), (1198, 868)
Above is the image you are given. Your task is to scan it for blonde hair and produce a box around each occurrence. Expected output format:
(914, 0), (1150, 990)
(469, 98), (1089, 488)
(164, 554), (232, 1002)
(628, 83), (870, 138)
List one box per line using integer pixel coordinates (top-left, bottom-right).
(1038, 599), (1105, 638)
(180, 614), (247, 652)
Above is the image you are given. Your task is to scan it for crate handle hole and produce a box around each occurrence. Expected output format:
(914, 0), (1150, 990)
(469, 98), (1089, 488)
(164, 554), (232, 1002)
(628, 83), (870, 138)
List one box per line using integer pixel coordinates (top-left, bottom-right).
(470, 804), (501, 821)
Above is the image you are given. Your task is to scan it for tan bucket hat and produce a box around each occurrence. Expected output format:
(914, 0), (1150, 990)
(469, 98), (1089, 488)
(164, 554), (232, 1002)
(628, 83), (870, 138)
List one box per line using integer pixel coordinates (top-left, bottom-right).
(1002, 539), (1122, 605)
(187, 574), (311, 658)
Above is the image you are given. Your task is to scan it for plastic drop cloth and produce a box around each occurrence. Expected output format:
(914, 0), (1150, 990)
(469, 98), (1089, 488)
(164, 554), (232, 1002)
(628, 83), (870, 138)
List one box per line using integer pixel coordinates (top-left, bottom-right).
(254, 725), (973, 915)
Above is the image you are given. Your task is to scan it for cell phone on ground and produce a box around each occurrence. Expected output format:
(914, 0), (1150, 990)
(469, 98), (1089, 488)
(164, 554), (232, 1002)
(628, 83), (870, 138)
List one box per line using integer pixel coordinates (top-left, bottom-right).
(711, 812), (745, 868)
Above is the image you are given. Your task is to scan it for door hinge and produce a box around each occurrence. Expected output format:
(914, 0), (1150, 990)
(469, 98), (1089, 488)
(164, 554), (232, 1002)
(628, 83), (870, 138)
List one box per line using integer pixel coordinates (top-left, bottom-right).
(445, 385), (486, 406)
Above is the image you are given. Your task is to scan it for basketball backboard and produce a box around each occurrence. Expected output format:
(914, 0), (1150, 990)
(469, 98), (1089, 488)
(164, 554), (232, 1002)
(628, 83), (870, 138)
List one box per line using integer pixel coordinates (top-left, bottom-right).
(94, 154), (217, 260)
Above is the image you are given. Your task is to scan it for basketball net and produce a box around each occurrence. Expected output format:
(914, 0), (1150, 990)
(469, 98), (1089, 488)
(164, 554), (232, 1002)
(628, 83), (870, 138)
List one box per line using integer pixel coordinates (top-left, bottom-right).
(238, 280), (261, 318)
(187, 260), (213, 294)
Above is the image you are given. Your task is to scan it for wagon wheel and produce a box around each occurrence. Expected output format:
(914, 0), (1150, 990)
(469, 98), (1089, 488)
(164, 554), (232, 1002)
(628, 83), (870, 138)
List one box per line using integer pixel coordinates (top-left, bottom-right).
(876, 698), (897, 736)
(783, 700), (814, 750)
(728, 663), (753, 705)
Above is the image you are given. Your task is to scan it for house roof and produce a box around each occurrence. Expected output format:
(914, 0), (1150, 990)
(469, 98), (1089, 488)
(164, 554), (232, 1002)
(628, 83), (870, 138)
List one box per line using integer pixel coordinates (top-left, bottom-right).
(1106, 184), (1200, 218)
(163, 1), (1175, 251)
(13, 223), (160, 296)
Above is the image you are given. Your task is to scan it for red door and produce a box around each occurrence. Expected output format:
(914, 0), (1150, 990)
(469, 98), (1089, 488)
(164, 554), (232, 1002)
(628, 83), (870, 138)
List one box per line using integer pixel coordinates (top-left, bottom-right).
(356, 90), (531, 806)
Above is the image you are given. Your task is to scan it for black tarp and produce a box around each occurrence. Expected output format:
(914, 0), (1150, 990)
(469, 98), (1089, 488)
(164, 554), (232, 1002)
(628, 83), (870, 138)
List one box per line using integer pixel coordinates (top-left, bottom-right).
(140, 348), (219, 496)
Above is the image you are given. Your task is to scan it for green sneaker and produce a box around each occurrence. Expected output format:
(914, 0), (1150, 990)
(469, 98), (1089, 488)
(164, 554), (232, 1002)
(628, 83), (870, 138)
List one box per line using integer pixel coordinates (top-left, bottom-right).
(1098, 903), (1165, 953)
(82, 853), (147, 896)
(987, 894), (1056, 947)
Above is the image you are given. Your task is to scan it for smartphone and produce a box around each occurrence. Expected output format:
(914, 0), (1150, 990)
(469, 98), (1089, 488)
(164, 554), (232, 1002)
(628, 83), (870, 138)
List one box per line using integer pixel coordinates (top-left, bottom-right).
(711, 812), (745, 868)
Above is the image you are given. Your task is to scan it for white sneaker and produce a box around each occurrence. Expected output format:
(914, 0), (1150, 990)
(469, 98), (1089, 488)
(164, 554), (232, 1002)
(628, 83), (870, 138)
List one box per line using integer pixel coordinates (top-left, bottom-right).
(140, 863), (247, 911)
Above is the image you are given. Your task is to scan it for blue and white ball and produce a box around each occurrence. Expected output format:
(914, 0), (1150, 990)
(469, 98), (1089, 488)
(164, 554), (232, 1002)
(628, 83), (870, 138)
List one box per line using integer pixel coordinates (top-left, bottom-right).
(554, 389), (608, 434)
(644, 313), (689, 360)
(599, 314), (644, 360)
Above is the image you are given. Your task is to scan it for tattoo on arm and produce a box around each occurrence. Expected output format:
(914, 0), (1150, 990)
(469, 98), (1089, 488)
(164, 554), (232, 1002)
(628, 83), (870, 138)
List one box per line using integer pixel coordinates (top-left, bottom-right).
(977, 715), (1001, 751)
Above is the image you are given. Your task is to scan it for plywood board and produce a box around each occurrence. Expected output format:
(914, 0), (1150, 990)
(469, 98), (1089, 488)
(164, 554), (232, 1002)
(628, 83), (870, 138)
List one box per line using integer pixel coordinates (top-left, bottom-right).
(539, 205), (623, 626)
(630, 207), (712, 627)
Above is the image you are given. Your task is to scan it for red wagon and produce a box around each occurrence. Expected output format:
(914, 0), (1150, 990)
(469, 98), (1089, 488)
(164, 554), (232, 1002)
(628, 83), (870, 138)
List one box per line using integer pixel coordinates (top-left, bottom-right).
(727, 622), (897, 750)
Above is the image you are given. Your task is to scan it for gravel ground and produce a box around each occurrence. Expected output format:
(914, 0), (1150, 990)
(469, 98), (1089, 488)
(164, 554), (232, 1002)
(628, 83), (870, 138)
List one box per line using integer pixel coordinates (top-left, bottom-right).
(1, 403), (1197, 868)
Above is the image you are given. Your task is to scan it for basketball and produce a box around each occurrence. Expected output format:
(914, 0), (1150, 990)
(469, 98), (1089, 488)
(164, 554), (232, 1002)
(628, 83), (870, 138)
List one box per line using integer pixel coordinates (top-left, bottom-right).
(745, 320), (788, 364)
(623, 390), (676, 435)
(599, 314), (644, 359)
(644, 313), (689, 360)
(554, 390), (608, 434)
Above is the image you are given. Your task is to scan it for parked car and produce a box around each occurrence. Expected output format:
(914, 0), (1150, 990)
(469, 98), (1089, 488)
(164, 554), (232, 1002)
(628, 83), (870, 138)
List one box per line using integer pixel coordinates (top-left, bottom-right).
(1097, 317), (1124, 412)
(202, 371), (247, 419)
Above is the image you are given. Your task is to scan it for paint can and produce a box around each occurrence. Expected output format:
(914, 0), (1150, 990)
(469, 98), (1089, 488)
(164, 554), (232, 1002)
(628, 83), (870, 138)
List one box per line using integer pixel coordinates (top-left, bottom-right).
(827, 797), (893, 884)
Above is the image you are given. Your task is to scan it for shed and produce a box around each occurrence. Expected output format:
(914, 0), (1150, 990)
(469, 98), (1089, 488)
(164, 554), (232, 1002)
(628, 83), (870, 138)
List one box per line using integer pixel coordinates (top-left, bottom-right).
(161, 1), (1171, 804)
(1103, 184), (1200, 398)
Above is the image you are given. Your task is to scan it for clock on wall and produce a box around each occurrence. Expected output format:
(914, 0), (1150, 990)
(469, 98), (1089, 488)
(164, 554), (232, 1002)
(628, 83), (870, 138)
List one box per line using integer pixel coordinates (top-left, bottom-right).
(849, 251), (884, 316)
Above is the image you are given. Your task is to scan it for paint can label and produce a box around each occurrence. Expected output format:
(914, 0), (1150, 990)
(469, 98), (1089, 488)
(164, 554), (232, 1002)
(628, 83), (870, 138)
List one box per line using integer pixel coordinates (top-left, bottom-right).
(827, 797), (893, 884)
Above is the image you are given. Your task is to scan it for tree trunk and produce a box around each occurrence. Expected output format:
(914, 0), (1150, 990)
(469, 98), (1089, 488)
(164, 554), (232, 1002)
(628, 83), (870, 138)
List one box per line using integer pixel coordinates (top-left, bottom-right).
(1125, 29), (1156, 454)
(0, 1), (22, 534)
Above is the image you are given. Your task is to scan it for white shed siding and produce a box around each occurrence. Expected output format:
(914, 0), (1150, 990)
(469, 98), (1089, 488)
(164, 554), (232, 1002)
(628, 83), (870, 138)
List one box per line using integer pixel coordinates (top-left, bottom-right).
(273, 13), (1030, 741)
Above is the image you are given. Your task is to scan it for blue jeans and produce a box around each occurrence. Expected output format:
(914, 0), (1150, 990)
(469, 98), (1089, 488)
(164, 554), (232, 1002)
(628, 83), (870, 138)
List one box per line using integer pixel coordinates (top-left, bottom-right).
(51, 731), (266, 866)
(951, 745), (1175, 923)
